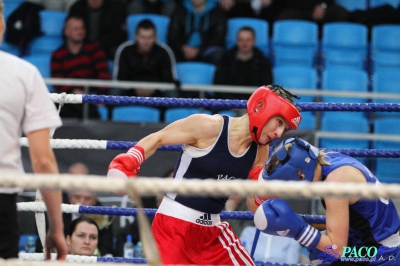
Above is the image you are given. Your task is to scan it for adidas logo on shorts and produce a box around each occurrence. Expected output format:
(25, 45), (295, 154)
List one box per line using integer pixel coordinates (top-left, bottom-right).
(196, 213), (212, 225)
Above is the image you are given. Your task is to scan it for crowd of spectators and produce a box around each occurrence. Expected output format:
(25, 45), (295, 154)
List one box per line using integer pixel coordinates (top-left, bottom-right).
(3, 0), (400, 120)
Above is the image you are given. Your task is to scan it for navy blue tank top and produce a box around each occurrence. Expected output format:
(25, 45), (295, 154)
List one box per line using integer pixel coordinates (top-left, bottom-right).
(321, 152), (400, 246)
(166, 115), (258, 214)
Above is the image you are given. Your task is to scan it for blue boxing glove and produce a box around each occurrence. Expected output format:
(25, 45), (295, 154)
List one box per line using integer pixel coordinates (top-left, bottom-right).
(254, 199), (321, 248)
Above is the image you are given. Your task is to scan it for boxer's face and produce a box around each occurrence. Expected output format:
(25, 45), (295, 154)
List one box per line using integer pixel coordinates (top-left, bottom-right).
(258, 116), (289, 145)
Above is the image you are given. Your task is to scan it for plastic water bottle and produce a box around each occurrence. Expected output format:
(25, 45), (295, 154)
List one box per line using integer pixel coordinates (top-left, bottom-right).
(123, 235), (134, 258)
(25, 236), (36, 253)
(134, 241), (143, 258)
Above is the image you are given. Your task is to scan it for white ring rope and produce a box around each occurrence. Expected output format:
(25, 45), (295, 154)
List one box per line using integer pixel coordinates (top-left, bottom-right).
(0, 260), (134, 266)
(3, 174), (400, 199)
(17, 203), (79, 213)
(18, 254), (97, 263)
(19, 138), (108, 150)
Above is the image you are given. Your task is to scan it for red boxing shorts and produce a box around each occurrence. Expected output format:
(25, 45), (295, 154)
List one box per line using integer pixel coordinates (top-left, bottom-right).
(152, 196), (255, 265)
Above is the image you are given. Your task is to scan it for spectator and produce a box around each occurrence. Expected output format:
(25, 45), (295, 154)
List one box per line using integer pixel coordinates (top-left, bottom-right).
(51, 15), (111, 119)
(113, 19), (176, 99)
(67, 163), (114, 257)
(66, 216), (99, 256)
(167, 0), (227, 65)
(240, 225), (301, 264)
(68, 0), (127, 60)
(214, 27), (273, 100)
(127, 0), (177, 17)
(27, 0), (78, 11)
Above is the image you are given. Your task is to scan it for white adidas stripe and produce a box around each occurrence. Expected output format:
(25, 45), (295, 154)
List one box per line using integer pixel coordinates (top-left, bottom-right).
(217, 222), (254, 266)
(297, 225), (317, 247)
(127, 148), (144, 164)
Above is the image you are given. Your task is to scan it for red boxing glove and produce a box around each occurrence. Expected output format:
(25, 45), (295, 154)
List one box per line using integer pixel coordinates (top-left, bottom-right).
(248, 166), (278, 206)
(108, 145), (145, 178)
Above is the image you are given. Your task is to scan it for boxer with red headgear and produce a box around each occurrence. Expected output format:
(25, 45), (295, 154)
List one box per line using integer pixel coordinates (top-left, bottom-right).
(107, 84), (301, 265)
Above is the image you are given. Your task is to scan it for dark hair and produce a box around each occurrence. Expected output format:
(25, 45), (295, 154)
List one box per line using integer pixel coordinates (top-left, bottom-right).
(238, 27), (255, 38)
(68, 216), (99, 236)
(136, 19), (156, 34)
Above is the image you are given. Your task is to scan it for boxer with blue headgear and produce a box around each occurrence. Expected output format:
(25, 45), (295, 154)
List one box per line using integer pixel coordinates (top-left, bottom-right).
(253, 137), (400, 265)
(262, 137), (320, 182)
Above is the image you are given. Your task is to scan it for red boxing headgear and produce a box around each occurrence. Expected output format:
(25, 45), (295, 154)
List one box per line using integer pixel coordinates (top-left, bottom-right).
(247, 85), (301, 144)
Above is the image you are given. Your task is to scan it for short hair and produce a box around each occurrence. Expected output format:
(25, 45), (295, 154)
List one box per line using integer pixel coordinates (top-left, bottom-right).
(64, 14), (85, 28)
(136, 19), (156, 34)
(0, 0), (4, 15)
(237, 27), (255, 38)
(68, 216), (99, 236)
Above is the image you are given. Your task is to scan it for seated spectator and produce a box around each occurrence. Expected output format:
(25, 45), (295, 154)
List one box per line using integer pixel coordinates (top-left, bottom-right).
(127, 0), (177, 17)
(66, 216), (99, 256)
(214, 27), (273, 100)
(51, 15), (111, 119)
(167, 0), (226, 65)
(240, 225), (301, 264)
(113, 19), (177, 117)
(67, 163), (114, 256)
(27, 0), (78, 11)
(68, 0), (127, 60)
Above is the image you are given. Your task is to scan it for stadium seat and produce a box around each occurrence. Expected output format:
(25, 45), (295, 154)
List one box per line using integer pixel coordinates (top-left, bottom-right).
(297, 112), (316, 130)
(373, 118), (400, 183)
(27, 36), (63, 55)
(164, 108), (212, 123)
(370, 0), (400, 8)
(22, 54), (53, 92)
(0, 41), (21, 56)
(272, 65), (318, 102)
(321, 68), (369, 103)
(320, 112), (370, 164)
(98, 106), (109, 121)
(112, 106), (161, 123)
(126, 14), (170, 43)
(176, 62), (216, 85)
(19, 234), (38, 252)
(321, 22), (368, 70)
(39, 10), (68, 37)
(335, 0), (368, 11)
(225, 17), (269, 57)
(372, 69), (400, 117)
(272, 20), (318, 67)
(371, 25), (400, 72)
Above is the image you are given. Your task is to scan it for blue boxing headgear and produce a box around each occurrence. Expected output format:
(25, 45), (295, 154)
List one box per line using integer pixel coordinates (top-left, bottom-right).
(263, 137), (319, 182)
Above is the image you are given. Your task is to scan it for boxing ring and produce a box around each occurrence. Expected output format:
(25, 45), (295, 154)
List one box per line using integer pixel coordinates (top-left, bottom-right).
(9, 86), (400, 266)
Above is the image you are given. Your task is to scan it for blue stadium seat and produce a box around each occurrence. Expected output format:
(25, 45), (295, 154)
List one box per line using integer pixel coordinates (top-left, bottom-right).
(370, 0), (400, 8)
(176, 62), (216, 85)
(225, 17), (269, 57)
(371, 25), (400, 53)
(372, 51), (400, 72)
(39, 10), (68, 37)
(126, 14), (170, 44)
(335, 0), (368, 11)
(19, 234), (38, 252)
(372, 69), (400, 117)
(321, 22), (368, 70)
(273, 65), (318, 102)
(321, 68), (369, 103)
(373, 118), (400, 183)
(0, 41), (21, 56)
(27, 36), (63, 55)
(98, 106), (109, 121)
(112, 106), (161, 123)
(22, 54), (53, 92)
(297, 112), (316, 130)
(164, 108), (212, 124)
(272, 20), (318, 67)
(320, 112), (370, 164)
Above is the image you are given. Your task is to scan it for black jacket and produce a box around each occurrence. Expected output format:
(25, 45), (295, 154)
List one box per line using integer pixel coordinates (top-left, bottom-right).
(214, 47), (273, 100)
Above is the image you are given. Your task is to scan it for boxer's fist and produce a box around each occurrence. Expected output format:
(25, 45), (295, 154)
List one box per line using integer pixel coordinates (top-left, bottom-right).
(254, 199), (321, 248)
(107, 146), (145, 178)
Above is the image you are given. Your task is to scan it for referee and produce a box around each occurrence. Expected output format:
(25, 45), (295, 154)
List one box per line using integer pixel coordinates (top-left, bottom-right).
(0, 1), (67, 260)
